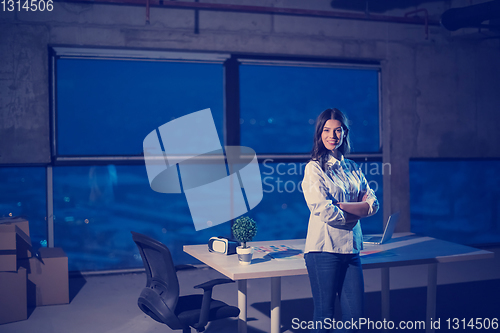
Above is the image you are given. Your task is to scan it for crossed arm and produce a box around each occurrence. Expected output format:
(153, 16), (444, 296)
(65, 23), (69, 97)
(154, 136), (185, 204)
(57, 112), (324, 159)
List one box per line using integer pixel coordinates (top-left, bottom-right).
(335, 193), (371, 223)
(303, 162), (378, 226)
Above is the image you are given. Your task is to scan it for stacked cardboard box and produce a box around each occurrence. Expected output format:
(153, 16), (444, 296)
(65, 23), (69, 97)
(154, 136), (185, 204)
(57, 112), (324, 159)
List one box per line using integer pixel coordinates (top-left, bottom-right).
(20, 247), (70, 307)
(0, 217), (69, 325)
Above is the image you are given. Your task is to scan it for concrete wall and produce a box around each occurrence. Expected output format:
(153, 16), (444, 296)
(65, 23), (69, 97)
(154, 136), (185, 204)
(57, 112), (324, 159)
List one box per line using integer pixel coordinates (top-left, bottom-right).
(1, 0), (499, 230)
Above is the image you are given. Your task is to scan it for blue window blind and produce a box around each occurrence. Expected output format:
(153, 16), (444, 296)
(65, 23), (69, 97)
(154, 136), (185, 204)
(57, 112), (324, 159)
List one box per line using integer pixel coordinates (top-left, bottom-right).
(57, 59), (224, 156)
(240, 64), (380, 154)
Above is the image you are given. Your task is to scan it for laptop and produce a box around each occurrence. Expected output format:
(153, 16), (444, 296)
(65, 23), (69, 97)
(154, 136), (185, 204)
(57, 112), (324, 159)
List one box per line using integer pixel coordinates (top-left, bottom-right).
(363, 213), (400, 245)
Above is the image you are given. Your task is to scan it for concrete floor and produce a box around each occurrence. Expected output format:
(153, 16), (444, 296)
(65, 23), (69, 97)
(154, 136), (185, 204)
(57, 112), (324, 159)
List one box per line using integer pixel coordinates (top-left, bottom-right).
(1, 247), (499, 333)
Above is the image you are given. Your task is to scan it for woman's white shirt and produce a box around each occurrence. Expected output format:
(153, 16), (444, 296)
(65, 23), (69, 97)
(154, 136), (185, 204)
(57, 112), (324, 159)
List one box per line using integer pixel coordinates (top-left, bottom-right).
(301, 153), (379, 254)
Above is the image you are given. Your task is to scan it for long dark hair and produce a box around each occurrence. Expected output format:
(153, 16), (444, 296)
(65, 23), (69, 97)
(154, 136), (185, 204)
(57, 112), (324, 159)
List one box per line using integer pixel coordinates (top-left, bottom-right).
(310, 108), (351, 167)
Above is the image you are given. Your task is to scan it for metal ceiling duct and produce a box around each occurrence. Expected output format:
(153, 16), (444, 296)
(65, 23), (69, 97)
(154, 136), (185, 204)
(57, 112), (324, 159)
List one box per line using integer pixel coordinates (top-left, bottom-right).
(440, 0), (500, 31)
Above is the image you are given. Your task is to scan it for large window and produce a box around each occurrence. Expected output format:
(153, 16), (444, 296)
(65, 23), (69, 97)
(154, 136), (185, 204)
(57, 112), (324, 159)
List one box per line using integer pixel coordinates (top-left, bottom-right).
(52, 49), (228, 271)
(410, 159), (500, 246)
(8, 48), (383, 272)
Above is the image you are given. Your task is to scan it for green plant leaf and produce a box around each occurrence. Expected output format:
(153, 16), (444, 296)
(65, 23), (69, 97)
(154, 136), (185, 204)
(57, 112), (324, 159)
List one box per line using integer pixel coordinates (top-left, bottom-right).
(232, 216), (257, 245)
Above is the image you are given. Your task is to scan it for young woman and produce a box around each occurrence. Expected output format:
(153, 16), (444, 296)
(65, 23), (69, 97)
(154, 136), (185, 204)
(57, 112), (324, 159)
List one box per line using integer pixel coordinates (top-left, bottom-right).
(301, 108), (379, 332)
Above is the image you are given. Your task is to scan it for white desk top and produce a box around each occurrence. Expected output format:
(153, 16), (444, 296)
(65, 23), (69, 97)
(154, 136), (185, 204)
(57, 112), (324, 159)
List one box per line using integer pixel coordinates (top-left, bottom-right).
(360, 232), (494, 268)
(185, 238), (308, 280)
(183, 233), (494, 280)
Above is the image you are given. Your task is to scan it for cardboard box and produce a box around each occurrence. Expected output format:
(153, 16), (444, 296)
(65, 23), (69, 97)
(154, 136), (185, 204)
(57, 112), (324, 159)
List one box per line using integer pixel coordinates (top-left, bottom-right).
(0, 267), (28, 325)
(19, 247), (69, 306)
(0, 225), (32, 272)
(0, 217), (30, 237)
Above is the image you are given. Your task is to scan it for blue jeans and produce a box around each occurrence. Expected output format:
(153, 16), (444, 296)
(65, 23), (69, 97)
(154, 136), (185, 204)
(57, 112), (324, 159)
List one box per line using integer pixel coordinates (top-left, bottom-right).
(305, 252), (364, 333)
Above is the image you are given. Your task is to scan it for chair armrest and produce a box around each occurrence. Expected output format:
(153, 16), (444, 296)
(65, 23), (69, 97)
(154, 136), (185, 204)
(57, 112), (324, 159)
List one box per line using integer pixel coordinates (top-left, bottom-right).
(193, 278), (235, 329)
(194, 278), (235, 291)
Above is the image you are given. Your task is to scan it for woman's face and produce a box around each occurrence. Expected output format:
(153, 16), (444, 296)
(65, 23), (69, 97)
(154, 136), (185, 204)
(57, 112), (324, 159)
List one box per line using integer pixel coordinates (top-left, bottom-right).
(321, 119), (344, 151)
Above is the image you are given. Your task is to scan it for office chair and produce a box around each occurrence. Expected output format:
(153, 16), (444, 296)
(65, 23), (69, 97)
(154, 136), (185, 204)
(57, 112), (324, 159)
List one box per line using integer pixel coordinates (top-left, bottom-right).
(131, 231), (240, 333)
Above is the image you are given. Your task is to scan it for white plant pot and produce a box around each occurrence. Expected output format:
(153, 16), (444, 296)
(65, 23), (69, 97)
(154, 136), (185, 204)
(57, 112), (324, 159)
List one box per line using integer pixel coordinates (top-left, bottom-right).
(236, 246), (254, 265)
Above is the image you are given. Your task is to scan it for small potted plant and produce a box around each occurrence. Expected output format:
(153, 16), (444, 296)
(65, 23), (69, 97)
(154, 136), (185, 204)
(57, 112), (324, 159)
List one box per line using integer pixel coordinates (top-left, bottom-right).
(232, 216), (257, 265)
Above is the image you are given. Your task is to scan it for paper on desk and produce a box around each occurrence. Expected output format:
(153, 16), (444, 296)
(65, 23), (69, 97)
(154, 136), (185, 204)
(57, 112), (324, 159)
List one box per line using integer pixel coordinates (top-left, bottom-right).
(254, 245), (304, 260)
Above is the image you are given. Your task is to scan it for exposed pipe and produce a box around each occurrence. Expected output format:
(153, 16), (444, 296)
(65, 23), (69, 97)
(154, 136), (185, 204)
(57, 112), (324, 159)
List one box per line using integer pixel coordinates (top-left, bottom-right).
(405, 8), (429, 39)
(61, 0), (440, 27)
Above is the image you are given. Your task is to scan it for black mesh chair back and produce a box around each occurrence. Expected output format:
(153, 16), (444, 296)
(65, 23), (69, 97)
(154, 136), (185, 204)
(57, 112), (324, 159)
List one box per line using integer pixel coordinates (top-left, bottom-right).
(131, 231), (184, 330)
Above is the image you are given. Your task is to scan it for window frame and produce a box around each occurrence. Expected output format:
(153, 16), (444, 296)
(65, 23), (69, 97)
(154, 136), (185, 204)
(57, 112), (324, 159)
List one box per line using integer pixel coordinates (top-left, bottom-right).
(50, 46), (231, 164)
(227, 55), (383, 158)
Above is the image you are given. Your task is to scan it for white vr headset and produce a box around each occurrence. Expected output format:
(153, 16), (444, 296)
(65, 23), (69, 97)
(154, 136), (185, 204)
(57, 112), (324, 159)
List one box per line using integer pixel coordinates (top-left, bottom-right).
(208, 237), (238, 255)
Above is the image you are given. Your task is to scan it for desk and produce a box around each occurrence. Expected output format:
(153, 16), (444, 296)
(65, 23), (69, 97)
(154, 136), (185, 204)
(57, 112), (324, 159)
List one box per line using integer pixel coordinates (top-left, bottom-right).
(184, 233), (493, 333)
